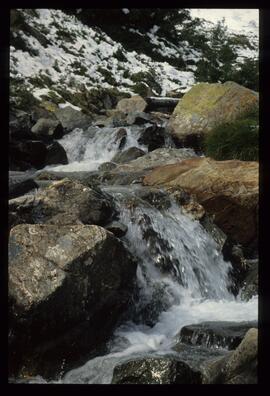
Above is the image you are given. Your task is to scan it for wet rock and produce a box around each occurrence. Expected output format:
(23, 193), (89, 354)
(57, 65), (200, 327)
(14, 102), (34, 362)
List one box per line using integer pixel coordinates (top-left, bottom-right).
(9, 178), (115, 228)
(240, 259), (258, 301)
(116, 95), (147, 114)
(178, 321), (258, 350)
(143, 157), (258, 247)
(98, 162), (117, 172)
(114, 127), (127, 149)
(112, 356), (202, 384)
(9, 171), (38, 199)
(105, 221), (128, 237)
(138, 124), (166, 151)
(112, 147), (146, 164)
(31, 118), (64, 140)
(134, 187), (171, 210)
(9, 224), (137, 378)
(204, 328), (258, 384)
(200, 215), (227, 251)
(95, 110), (128, 127)
(45, 141), (68, 166)
(182, 201), (205, 221)
(54, 106), (92, 132)
(168, 82), (258, 144)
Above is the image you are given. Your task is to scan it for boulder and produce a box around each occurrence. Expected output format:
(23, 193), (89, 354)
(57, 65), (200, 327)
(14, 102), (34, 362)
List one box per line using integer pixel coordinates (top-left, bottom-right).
(168, 81), (258, 144)
(143, 157), (258, 246)
(240, 259), (258, 300)
(112, 356), (202, 384)
(54, 106), (92, 132)
(112, 147), (146, 164)
(113, 127), (127, 149)
(9, 109), (33, 140)
(116, 95), (147, 114)
(138, 124), (166, 151)
(98, 162), (117, 172)
(45, 141), (68, 166)
(9, 140), (68, 171)
(9, 171), (38, 199)
(126, 111), (152, 125)
(9, 224), (137, 378)
(30, 105), (58, 123)
(203, 328), (257, 384)
(115, 148), (197, 173)
(178, 321), (258, 350)
(31, 118), (64, 140)
(94, 110), (128, 127)
(9, 178), (115, 228)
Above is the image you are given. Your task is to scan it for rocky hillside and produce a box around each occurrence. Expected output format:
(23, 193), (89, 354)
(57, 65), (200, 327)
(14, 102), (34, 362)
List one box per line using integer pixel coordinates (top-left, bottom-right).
(10, 9), (258, 115)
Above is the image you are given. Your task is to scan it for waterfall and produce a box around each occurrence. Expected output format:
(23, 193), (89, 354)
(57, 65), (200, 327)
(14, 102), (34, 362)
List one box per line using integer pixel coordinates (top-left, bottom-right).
(54, 187), (257, 384)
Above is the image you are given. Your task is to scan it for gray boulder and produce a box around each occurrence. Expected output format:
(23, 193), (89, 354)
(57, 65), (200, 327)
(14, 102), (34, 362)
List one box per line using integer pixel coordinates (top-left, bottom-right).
(55, 106), (92, 132)
(9, 178), (115, 228)
(112, 356), (202, 384)
(31, 118), (64, 140)
(9, 171), (38, 199)
(112, 147), (146, 164)
(9, 224), (137, 378)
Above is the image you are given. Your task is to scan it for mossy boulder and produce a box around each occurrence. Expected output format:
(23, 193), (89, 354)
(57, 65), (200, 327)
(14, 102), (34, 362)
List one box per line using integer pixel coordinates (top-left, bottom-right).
(168, 81), (258, 144)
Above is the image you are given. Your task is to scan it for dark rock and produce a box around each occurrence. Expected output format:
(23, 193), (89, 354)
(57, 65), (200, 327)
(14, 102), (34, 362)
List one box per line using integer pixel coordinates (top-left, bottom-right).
(31, 118), (64, 140)
(112, 147), (146, 164)
(9, 171), (38, 199)
(138, 124), (166, 151)
(30, 106), (58, 124)
(9, 140), (48, 170)
(178, 321), (258, 350)
(98, 162), (117, 172)
(45, 141), (68, 166)
(105, 221), (128, 237)
(9, 178), (115, 228)
(9, 224), (137, 378)
(134, 186), (171, 210)
(240, 259), (258, 300)
(112, 356), (202, 384)
(9, 139), (68, 171)
(54, 106), (92, 132)
(9, 109), (33, 140)
(200, 215), (227, 251)
(114, 127), (127, 149)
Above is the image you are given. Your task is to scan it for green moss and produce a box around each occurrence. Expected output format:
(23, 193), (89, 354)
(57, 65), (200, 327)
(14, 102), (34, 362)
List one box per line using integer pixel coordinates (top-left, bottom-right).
(204, 117), (259, 161)
(10, 76), (39, 111)
(97, 67), (117, 85)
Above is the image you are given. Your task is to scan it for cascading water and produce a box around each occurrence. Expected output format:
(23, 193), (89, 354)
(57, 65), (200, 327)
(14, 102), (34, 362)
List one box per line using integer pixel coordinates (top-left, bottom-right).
(24, 124), (257, 384)
(45, 125), (149, 172)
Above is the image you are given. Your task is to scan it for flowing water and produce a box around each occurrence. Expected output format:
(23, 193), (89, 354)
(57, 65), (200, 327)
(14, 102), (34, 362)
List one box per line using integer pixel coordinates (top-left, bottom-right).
(22, 124), (258, 383)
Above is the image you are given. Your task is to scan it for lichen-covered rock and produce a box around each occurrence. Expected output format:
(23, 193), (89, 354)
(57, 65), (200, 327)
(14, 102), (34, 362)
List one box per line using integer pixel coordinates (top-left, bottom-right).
(112, 356), (202, 384)
(116, 95), (147, 114)
(9, 178), (115, 228)
(8, 224), (137, 378)
(168, 82), (258, 143)
(143, 157), (258, 246)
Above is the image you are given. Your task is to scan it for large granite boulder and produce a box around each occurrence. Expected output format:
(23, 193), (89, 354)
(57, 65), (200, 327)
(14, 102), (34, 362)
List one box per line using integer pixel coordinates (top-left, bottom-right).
(143, 157), (258, 246)
(9, 178), (115, 228)
(112, 356), (202, 384)
(9, 224), (137, 378)
(116, 95), (147, 114)
(168, 82), (258, 144)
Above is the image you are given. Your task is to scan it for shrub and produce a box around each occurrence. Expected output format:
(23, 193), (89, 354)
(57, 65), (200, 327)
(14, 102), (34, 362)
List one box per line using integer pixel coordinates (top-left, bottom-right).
(204, 117), (259, 161)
